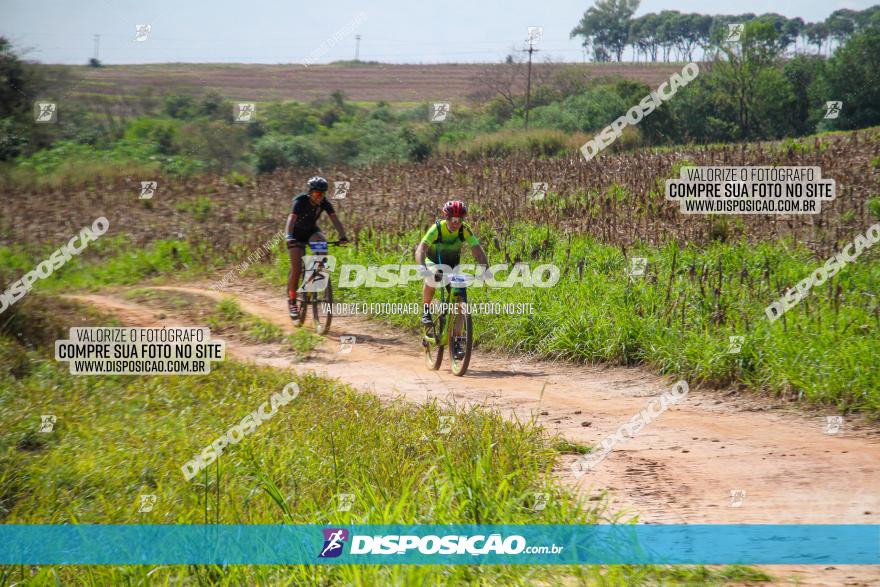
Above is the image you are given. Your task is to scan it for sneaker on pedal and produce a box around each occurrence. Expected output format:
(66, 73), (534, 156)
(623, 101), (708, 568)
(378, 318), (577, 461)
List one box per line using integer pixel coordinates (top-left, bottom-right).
(288, 298), (299, 319)
(453, 338), (466, 360)
(421, 311), (433, 327)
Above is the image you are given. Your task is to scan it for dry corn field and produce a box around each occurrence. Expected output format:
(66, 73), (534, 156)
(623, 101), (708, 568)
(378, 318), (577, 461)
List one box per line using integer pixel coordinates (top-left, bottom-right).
(2, 129), (878, 258)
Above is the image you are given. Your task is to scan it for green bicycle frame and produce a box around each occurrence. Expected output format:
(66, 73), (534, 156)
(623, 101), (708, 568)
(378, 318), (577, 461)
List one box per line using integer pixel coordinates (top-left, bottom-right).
(422, 286), (467, 348)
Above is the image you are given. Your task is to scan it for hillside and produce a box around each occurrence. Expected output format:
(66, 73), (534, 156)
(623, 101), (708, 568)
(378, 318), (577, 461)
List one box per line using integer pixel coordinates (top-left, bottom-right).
(60, 62), (687, 103)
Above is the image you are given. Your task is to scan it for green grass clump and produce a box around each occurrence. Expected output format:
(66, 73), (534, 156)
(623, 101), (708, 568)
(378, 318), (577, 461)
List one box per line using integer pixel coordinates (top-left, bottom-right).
(286, 328), (323, 357)
(552, 439), (592, 455)
(206, 298), (285, 344)
(175, 196), (214, 221)
(247, 319), (284, 343)
(0, 236), (210, 294)
(441, 128), (588, 159)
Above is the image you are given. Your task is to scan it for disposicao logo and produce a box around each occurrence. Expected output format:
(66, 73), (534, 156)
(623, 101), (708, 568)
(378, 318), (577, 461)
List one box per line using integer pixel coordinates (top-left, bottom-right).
(319, 528), (349, 558)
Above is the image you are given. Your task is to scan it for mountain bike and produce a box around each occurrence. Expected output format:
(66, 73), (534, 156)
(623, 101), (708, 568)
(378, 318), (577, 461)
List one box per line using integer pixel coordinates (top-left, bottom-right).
(422, 270), (473, 376)
(288, 240), (344, 335)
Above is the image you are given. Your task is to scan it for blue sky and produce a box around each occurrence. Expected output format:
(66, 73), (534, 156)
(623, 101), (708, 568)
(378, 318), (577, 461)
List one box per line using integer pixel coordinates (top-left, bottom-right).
(2, 0), (875, 64)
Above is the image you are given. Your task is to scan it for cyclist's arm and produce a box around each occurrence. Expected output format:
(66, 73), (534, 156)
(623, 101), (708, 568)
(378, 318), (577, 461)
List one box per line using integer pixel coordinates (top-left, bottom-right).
(471, 244), (489, 269)
(415, 242), (429, 266)
(415, 224), (438, 266)
(463, 225), (488, 269)
(328, 213), (348, 240)
(285, 213), (297, 239)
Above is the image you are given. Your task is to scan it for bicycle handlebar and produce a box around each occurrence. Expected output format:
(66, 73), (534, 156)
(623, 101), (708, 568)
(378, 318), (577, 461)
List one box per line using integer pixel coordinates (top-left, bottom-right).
(287, 239), (349, 247)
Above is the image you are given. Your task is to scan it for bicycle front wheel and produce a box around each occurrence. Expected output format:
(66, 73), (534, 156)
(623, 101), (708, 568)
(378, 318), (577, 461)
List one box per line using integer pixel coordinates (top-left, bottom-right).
(312, 278), (333, 334)
(296, 291), (309, 327)
(290, 267), (309, 327)
(449, 302), (473, 376)
(424, 312), (445, 370)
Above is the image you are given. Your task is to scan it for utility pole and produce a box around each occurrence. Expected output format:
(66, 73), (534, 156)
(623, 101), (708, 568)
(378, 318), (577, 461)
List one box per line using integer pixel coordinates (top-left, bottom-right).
(521, 40), (539, 130)
(355, 35), (361, 61)
(93, 34), (100, 61)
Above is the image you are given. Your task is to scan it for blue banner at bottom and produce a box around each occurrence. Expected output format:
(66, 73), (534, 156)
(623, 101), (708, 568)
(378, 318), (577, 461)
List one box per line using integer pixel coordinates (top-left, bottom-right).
(1, 525), (877, 565)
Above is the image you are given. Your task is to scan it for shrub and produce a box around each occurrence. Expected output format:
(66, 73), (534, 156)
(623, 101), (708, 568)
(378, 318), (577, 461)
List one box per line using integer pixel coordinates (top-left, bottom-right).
(253, 134), (328, 173)
(163, 94), (198, 120)
(124, 117), (180, 155)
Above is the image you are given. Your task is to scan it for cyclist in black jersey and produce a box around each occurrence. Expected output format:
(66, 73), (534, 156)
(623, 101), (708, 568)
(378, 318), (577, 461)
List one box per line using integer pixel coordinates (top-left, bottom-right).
(285, 176), (349, 319)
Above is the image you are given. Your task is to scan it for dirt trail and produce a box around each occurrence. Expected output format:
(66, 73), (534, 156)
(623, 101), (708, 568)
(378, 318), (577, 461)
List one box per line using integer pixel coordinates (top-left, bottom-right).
(64, 283), (880, 586)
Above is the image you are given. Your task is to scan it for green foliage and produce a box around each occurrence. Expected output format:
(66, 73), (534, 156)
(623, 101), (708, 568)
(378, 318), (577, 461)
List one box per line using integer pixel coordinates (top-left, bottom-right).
(0, 335), (30, 378)
(210, 298), (244, 325)
(0, 116), (31, 160)
(163, 94), (198, 119)
(162, 92), (230, 121)
(205, 298), (286, 343)
(519, 86), (628, 133)
(571, 0), (641, 62)
(175, 196), (213, 221)
(124, 117), (180, 155)
(816, 27), (880, 130)
(868, 197), (880, 220)
(253, 133), (328, 173)
(175, 120), (249, 172)
(286, 328), (322, 357)
(262, 102), (322, 135)
(446, 129), (579, 159)
(224, 170), (249, 186)
(10, 237), (203, 291)
(783, 55), (826, 136)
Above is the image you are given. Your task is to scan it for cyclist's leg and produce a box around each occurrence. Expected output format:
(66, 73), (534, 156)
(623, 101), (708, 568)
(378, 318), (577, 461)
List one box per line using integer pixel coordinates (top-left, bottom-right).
(452, 287), (467, 336)
(288, 242), (305, 299)
(441, 254), (466, 356)
(451, 286), (468, 358)
(307, 231), (328, 274)
(442, 254), (463, 332)
(422, 258), (444, 325)
(422, 280), (435, 306)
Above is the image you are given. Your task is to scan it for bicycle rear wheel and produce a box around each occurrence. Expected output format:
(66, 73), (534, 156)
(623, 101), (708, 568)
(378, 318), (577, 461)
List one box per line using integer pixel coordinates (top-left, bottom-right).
(449, 298), (473, 376)
(312, 278), (333, 335)
(424, 312), (446, 370)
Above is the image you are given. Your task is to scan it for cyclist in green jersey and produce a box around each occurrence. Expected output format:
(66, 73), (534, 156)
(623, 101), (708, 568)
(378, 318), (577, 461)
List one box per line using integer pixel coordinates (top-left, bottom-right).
(415, 201), (490, 357)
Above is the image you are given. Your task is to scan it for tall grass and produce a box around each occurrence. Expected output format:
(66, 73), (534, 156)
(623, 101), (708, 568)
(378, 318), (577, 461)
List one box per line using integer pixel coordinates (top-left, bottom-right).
(0, 159), (161, 191)
(0, 236), (216, 293)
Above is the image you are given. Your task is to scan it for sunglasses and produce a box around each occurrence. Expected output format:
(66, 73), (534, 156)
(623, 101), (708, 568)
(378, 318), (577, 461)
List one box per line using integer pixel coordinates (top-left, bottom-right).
(446, 216), (465, 221)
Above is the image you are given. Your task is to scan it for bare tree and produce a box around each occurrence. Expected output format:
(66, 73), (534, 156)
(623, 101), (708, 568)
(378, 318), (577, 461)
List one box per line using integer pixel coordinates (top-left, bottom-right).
(468, 49), (526, 108)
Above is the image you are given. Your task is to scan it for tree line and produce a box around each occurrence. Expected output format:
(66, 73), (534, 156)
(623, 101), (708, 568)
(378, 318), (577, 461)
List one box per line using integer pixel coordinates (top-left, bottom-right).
(571, 0), (880, 62)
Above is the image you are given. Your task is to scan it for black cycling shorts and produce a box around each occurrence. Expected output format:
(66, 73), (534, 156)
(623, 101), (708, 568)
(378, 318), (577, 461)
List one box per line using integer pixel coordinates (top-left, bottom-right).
(288, 226), (323, 248)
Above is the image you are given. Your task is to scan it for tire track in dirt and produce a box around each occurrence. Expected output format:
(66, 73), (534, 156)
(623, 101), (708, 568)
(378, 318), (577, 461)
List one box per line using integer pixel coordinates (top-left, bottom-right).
(63, 283), (880, 586)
